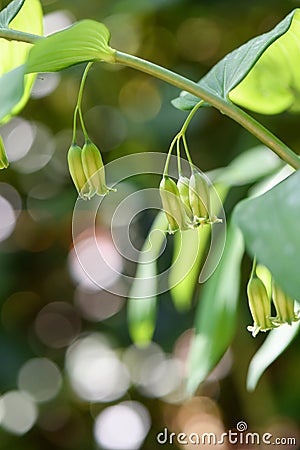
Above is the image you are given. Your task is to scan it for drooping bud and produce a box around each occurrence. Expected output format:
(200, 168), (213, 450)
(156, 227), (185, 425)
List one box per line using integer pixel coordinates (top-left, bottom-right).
(256, 264), (272, 299)
(247, 277), (274, 337)
(81, 140), (111, 197)
(271, 281), (299, 325)
(0, 135), (9, 169)
(67, 144), (90, 199)
(159, 176), (190, 233)
(189, 168), (211, 223)
(177, 176), (193, 220)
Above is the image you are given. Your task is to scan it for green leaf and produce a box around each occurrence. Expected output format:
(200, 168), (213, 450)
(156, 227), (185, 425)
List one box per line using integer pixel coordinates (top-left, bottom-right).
(0, 0), (25, 27)
(172, 10), (295, 111)
(127, 212), (168, 347)
(0, 65), (25, 122)
(169, 183), (228, 312)
(215, 145), (282, 186)
(127, 296), (157, 347)
(187, 224), (244, 394)
(169, 227), (209, 312)
(230, 10), (300, 114)
(0, 0), (43, 124)
(233, 170), (300, 300)
(26, 20), (115, 74)
(247, 319), (300, 391)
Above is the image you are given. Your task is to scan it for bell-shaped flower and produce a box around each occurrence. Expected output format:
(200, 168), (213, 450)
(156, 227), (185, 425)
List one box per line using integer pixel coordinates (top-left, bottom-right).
(247, 276), (275, 337)
(67, 144), (90, 199)
(159, 176), (191, 234)
(189, 168), (211, 224)
(81, 139), (114, 197)
(177, 176), (193, 220)
(271, 281), (299, 325)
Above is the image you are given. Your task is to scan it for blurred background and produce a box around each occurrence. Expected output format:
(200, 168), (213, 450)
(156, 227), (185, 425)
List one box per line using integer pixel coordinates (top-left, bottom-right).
(0, 0), (300, 448)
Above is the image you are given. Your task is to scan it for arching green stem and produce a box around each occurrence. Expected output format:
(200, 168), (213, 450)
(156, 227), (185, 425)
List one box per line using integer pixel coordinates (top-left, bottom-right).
(114, 51), (300, 170)
(0, 27), (299, 169)
(0, 28), (43, 43)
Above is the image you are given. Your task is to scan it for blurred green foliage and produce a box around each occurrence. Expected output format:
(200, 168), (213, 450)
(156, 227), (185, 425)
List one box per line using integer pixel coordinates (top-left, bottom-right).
(0, 0), (299, 449)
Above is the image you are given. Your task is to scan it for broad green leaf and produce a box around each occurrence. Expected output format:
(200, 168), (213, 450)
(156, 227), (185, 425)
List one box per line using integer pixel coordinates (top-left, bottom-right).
(0, 0), (43, 124)
(187, 224), (244, 394)
(247, 319), (300, 391)
(230, 10), (300, 114)
(233, 170), (300, 300)
(172, 10), (295, 111)
(0, 0), (25, 27)
(169, 226), (209, 312)
(26, 20), (115, 74)
(215, 146), (282, 187)
(170, 183), (228, 312)
(127, 211), (168, 347)
(127, 284), (157, 346)
(0, 65), (25, 121)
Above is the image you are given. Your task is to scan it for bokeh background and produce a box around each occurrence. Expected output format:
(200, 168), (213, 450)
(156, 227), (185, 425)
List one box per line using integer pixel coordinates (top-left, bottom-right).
(0, 0), (300, 448)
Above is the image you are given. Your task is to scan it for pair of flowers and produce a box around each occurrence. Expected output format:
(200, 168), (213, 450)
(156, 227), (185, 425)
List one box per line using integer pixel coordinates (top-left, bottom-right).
(68, 139), (114, 200)
(247, 267), (299, 337)
(159, 168), (221, 234)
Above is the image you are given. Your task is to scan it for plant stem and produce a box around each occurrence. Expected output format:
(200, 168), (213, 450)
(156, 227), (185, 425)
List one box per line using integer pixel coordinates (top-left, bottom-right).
(72, 106), (78, 144)
(0, 28), (299, 169)
(78, 108), (88, 139)
(77, 62), (93, 110)
(176, 138), (182, 175)
(163, 133), (178, 175)
(76, 62), (93, 140)
(250, 256), (257, 280)
(182, 134), (193, 166)
(115, 51), (300, 170)
(181, 101), (204, 134)
(0, 28), (43, 44)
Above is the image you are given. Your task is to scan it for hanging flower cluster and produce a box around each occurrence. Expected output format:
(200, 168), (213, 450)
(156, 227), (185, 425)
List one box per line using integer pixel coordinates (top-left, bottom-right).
(247, 260), (299, 337)
(159, 169), (221, 234)
(159, 102), (222, 234)
(67, 62), (114, 200)
(68, 140), (112, 200)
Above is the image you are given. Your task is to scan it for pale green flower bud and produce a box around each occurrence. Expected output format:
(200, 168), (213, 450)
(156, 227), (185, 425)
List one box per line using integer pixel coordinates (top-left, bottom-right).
(256, 264), (272, 298)
(247, 277), (274, 337)
(189, 169), (211, 223)
(81, 140), (112, 197)
(271, 281), (299, 325)
(0, 135), (9, 169)
(159, 176), (190, 234)
(67, 144), (90, 199)
(177, 176), (193, 220)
